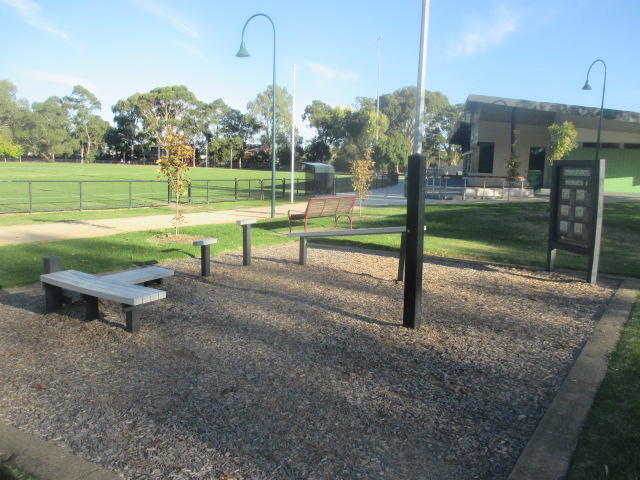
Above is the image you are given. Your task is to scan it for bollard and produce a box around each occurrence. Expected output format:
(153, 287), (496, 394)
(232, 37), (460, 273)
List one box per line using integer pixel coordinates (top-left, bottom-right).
(192, 238), (218, 277)
(43, 255), (61, 274)
(236, 218), (257, 266)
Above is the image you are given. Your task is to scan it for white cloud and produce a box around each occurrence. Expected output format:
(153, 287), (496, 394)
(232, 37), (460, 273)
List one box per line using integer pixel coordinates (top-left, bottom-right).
(173, 40), (206, 61)
(448, 3), (522, 58)
(0, 0), (67, 39)
(24, 70), (98, 92)
(131, 0), (201, 39)
(306, 62), (357, 83)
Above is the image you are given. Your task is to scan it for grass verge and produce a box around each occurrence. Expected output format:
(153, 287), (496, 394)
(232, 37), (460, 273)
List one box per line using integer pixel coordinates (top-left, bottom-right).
(1, 202), (638, 289)
(0, 463), (41, 480)
(567, 292), (640, 479)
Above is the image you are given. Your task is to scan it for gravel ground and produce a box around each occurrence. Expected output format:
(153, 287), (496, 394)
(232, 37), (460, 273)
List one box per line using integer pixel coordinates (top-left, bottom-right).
(0, 243), (618, 479)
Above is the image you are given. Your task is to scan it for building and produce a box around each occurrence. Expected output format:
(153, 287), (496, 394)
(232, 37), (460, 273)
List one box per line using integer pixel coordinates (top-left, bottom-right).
(449, 95), (640, 193)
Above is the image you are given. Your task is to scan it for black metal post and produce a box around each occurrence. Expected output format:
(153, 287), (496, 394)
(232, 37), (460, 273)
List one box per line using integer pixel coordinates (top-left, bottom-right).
(403, 154), (426, 329)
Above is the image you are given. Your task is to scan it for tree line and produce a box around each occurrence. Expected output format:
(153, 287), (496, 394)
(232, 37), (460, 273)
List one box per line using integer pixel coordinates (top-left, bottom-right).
(0, 79), (463, 173)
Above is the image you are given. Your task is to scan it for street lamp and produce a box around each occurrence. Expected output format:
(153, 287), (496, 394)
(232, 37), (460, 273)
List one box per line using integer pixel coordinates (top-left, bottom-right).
(582, 59), (607, 161)
(374, 35), (383, 143)
(237, 13), (277, 218)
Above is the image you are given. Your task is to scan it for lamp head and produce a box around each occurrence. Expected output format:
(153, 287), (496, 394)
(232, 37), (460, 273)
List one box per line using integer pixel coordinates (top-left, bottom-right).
(236, 42), (250, 58)
(582, 80), (592, 91)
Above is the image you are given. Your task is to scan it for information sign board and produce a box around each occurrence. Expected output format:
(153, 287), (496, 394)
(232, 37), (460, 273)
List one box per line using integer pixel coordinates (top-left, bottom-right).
(547, 160), (605, 284)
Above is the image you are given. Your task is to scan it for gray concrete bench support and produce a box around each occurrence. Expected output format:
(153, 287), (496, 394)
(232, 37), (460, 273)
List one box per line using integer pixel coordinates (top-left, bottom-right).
(288, 227), (412, 281)
(237, 218), (257, 266)
(41, 268), (170, 333)
(193, 238), (218, 277)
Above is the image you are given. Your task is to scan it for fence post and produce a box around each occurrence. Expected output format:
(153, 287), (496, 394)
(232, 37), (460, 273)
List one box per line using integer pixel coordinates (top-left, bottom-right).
(259, 180), (264, 201)
(79, 181), (83, 211)
(167, 181), (171, 205)
(235, 179), (239, 201)
(29, 181), (33, 213)
(206, 180), (210, 204)
(129, 181), (133, 209)
(282, 178), (286, 198)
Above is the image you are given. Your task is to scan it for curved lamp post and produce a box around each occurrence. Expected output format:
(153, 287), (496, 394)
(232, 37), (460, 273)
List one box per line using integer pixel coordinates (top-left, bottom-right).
(582, 59), (607, 161)
(237, 13), (277, 218)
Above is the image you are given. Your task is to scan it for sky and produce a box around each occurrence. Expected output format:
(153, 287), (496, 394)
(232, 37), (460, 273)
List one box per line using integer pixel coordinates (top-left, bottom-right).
(1, 0), (639, 141)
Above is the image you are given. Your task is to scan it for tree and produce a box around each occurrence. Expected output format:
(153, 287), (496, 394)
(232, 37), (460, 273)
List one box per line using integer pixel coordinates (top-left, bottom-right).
(505, 130), (521, 186)
(21, 97), (76, 162)
(64, 85), (109, 162)
(0, 129), (23, 159)
(157, 125), (194, 235)
(350, 148), (375, 216)
(247, 85), (293, 149)
(373, 131), (411, 174)
(548, 121), (578, 165)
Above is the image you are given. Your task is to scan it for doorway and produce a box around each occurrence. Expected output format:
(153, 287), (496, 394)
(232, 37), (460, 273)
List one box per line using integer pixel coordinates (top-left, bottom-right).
(478, 142), (494, 174)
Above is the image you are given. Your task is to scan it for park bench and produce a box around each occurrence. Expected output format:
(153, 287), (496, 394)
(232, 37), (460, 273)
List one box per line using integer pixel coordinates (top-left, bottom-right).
(287, 226), (412, 281)
(40, 266), (173, 333)
(288, 195), (356, 232)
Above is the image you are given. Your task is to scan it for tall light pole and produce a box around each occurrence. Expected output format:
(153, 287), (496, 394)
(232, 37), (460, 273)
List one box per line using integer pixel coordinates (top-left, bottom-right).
(582, 59), (607, 161)
(237, 13), (277, 218)
(291, 64), (296, 203)
(374, 35), (383, 143)
(412, 1), (429, 154)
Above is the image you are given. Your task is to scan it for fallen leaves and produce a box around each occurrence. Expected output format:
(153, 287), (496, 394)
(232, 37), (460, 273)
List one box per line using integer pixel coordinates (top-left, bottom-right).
(30, 384), (48, 390)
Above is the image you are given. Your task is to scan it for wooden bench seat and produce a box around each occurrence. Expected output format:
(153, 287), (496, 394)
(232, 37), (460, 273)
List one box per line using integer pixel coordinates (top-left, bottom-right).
(288, 195), (356, 232)
(41, 268), (171, 332)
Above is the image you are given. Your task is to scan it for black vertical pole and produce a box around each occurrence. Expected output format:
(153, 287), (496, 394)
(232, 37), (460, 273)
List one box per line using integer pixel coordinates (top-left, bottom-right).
(403, 154), (426, 329)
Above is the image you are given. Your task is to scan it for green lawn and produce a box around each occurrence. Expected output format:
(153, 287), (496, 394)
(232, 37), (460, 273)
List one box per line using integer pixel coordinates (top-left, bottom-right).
(0, 162), (300, 181)
(567, 292), (640, 479)
(1, 202), (638, 289)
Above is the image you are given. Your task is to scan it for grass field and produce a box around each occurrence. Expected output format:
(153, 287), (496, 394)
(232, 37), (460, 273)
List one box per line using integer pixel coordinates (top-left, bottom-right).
(0, 162), (314, 214)
(0, 162), (302, 181)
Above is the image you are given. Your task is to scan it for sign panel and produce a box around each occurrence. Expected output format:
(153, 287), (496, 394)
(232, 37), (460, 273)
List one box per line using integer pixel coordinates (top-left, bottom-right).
(547, 159), (605, 285)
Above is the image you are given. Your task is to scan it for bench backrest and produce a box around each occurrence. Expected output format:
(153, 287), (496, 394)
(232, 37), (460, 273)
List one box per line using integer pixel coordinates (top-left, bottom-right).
(305, 196), (356, 218)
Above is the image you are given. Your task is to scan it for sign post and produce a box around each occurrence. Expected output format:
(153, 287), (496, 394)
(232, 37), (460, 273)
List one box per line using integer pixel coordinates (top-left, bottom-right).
(547, 159), (605, 285)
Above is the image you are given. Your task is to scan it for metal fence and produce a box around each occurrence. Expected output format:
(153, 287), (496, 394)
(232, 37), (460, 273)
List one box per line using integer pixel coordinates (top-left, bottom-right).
(0, 174), (397, 214)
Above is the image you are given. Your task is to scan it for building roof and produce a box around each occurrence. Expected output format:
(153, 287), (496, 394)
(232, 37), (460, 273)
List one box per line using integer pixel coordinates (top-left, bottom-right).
(450, 95), (640, 146)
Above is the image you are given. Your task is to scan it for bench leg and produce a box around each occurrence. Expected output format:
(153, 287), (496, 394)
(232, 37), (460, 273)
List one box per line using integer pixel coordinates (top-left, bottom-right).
(398, 233), (407, 282)
(299, 237), (308, 266)
(242, 224), (252, 266)
(43, 283), (64, 313)
(200, 244), (211, 277)
(123, 305), (141, 333)
(82, 295), (100, 320)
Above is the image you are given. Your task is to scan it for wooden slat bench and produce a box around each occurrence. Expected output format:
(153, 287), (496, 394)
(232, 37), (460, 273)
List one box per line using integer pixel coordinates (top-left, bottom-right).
(287, 226), (412, 281)
(41, 267), (173, 333)
(288, 195), (356, 232)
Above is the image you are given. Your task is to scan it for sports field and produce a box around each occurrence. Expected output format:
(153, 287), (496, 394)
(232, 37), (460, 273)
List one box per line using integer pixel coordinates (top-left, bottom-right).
(0, 162), (301, 181)
(0, 162), (309, 213)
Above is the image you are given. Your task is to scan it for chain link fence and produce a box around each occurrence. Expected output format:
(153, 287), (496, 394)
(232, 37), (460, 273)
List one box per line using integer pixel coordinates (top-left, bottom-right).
(0, 174), (397, 214)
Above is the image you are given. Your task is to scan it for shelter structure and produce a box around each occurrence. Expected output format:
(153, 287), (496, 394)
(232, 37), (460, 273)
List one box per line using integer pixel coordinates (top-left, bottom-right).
(449, 95), (640, 193)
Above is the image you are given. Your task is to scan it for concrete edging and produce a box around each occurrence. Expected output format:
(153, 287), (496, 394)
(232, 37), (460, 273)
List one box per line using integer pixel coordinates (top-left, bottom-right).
(0, 421), (121, 480)
(508, 277), (640, 479)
